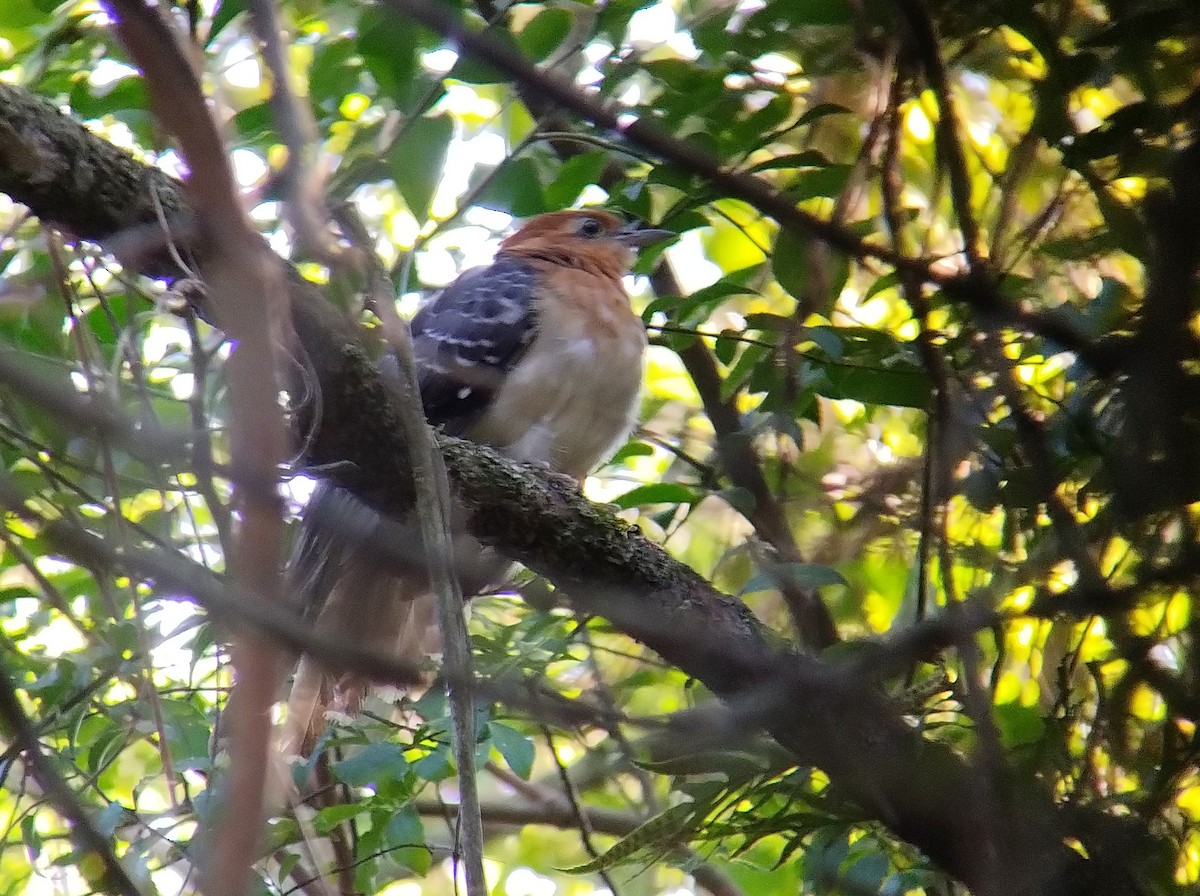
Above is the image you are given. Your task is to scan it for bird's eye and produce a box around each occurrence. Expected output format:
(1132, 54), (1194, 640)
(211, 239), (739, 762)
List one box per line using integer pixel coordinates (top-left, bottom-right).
(578, 217), (604, 238)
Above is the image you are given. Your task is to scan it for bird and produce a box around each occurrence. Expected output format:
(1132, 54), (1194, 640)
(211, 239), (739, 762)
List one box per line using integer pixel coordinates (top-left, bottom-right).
(280, 209), (673, 758)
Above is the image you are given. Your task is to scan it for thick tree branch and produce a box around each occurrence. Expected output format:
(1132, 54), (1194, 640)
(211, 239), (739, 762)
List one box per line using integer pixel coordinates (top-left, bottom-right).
(652, 266), (839, 650)
(0, 81), (1107, 895)
(0, 86), (190, 279)
(104, 4), (293, 894)
(380, 0), (1125, 377)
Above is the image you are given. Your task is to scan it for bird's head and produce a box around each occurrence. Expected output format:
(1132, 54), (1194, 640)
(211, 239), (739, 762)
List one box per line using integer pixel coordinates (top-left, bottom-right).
(499, 210), (674, 279)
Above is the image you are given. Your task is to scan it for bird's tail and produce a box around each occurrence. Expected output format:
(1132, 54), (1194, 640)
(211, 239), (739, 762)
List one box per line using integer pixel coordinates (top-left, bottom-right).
(279, 569), (438, 754)
(272, 481), (508, 800)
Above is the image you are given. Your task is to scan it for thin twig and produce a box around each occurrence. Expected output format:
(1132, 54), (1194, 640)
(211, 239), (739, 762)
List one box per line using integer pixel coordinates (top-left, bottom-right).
(335, 207), (488, 896)
(104, 4), (293, 893)
(413, 798), (747, 896)
(894, 0), (985, 270)
(540, 724), (623, 895)
(184, 310), (235, 553)
(379, 0), (1119, 375)
(0, 666), (145, 896)
(654, 264), (838, 649)
(879, 58), (946, 639)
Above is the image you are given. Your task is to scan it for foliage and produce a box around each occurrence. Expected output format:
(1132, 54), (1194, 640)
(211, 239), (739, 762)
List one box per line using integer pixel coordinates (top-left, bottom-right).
(0, 0), (1199, 894)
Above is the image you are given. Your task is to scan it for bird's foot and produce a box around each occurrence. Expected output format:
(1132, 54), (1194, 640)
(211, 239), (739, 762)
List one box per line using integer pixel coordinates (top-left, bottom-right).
(520, 459), (582, 494)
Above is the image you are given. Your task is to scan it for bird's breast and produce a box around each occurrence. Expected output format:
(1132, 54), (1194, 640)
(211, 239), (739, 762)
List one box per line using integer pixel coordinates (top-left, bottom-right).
(466, 282), (646, 478)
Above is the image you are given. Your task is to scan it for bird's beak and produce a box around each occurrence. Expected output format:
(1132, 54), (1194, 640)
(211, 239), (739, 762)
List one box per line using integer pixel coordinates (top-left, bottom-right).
(615, 222), (676, 248)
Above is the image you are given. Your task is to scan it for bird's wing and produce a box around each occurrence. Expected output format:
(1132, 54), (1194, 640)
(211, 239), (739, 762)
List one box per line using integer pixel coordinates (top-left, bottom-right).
(411, 256), (540, 435)
(279, 257), (539, 768)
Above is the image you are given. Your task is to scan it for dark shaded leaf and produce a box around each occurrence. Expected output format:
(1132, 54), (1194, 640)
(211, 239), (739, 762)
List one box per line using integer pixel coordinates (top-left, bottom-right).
(517, 8), (572, 61)
(473, 156), (547, 217)
(390, 115), (453, 221)
(490, 722), (535, 779)
(741, 563), (847, 594)
(334, 742), (409, 787)
(612, 482), (700, 509)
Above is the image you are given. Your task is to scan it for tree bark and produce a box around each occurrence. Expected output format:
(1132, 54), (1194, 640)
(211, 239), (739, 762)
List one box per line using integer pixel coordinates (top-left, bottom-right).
(0, 81), (1115, 896)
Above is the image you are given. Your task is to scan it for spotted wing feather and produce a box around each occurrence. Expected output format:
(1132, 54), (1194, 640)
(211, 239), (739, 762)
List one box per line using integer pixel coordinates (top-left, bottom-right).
(411, 256), (540, 435)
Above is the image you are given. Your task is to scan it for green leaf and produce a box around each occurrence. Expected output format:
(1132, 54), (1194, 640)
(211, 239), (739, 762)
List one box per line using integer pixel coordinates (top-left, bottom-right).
(68, 77), (149, 122)
(718, 487), (757, 517)
(543, 152), (608, 210)
(412, 744), (453, 781)
(309, 804), (362, 836)
(799, 327), (931, 408)
(773, 227), (807, 302)
(86, 723), (126, 778)
(389, 115), (453, 222)
(560, 802), (694, 874)
(452, 31), (523, 83)
(358, 6), (424, 110)
(608, 440), (655, 464)
(805, 827), (851, 881)
(412, 687), (447, 720)
(0, 0), (50, 28)
(863, 270), (901, 302)
(790, 164), (852, 201)
(91, 802), (126, 839)
(230, 102), (274, 143)
(309, 37), (363, 108)
(720, 342), (771, 401)
(776, 0), (852, 26)
(1042, 229), (1120, 261)
(729, 95), (795, 152)
(994, 701), (1047, 749)
(596, 0), (658, 42)
(206, 0), (247, 45)
(611, 482), (699, 509)
(713, 331), (740, 366)
(747, 149), (831, 174)
(276, 852), (300, 883)
(644, 278), (757, 325)
(158, 699), (211, 771)
(384, 807), (431, 874)
(644, 60), (726, 106)
(473, 157), (547, 217)
(813, 362), (930, 408)
(741, 563), (847, 595)
(21, 816), (41, 855)
(844, 850), (890, 892)
(333, 742), (408, 787)
(638, 749), (770, 779)
(795, 102), (852, 127)
(490, 722), (534, 780)
(517, 8), (572, 61)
